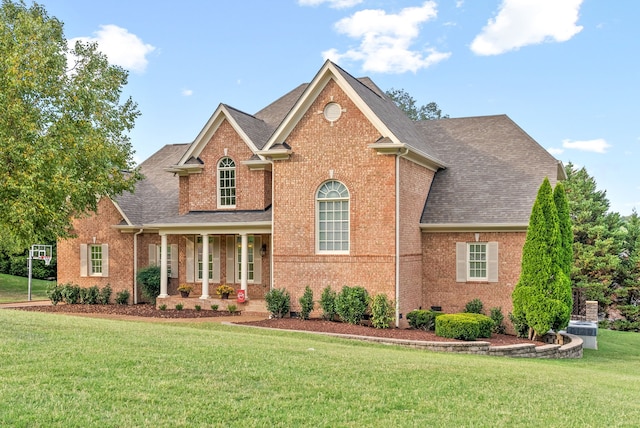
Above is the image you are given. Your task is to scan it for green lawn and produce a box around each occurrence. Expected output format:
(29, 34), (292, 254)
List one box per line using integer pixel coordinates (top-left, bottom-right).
(1, 311), (639, 427)
(0, 273), (52, 303)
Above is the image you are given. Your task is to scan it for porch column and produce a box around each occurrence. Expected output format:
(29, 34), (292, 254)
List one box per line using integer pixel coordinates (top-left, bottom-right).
(200, 234), (210, 299)
(159, 233), (169, 298)
(240, 232), (248, 292)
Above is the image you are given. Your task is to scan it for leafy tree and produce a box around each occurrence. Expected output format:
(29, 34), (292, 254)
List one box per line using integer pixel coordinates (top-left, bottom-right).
(385, 88), (449, 120)
(0, 0), (141, 249)
(512, 178), (572, 340)
(563, 163), (622, 312)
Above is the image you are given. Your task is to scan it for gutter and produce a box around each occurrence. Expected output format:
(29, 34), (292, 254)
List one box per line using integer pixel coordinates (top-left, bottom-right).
(133, 228), (143, 304)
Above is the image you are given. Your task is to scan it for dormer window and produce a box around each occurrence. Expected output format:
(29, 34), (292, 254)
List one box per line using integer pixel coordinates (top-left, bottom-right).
(217, 157), (236, 208)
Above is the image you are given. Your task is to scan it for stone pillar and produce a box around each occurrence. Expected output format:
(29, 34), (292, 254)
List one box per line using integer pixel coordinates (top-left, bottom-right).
(200, 234), (210, 299)
(586, 300), (598, 323)
(159, 234), (169, 298)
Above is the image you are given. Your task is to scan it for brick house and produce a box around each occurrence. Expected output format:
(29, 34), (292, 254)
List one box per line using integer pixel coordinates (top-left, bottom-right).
(57, 61), (564, 325)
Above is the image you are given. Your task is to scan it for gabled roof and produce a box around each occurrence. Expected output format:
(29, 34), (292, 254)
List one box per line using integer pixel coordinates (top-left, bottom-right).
(172, 104), (269, 171)
(260, 60), (446, 170)
(418, 115), (564, 227)
(113, 144), (187, 226)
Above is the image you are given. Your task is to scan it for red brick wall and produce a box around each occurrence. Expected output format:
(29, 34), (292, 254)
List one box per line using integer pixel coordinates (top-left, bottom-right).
(422, 231), (526, 321)
(57, 198), (134, 302)
(399, 158), (435, 323)
(183, 119), (270, 212)
(272, 78), (397, 310)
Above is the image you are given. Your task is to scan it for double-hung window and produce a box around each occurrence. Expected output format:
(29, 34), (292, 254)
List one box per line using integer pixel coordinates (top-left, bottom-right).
(456, 242), (498, 283)
(80, 243), (109, 277)
(317, 181), (350, 253)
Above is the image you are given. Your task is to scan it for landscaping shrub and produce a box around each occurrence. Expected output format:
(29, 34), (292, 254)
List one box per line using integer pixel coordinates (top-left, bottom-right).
(98, 284), (112, 305)
(211, 304), (219, 311)
(464, 298), (484, 314)
(320, 286), (337, 321)
(265, 288), (290, 319)
(115, 290), (130, 305)
(227, 304), (238, 314)
(159, 304), (167, 311)
(335, 286), (369, 325)
(435, 313), (494, 341)
(175, 303), (183, 311)
(299, 286), (314, 320)
(490, 307), (506, 334)
(370, 294), (394, 329)
(136, 265), (161, 304)
(509, 312), (529, 338)
(60, 283), (81, 304)
(47, 283), (63, 305)
(194, 305), (201, 312)
(82, 285), (100, 305)
(406, 309), (441, 331)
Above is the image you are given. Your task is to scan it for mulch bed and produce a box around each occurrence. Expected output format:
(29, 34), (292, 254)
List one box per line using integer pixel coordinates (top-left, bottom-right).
(12, 303), (237, 319)
(11, 303), (544, 346)
(238, 318), (545, 346)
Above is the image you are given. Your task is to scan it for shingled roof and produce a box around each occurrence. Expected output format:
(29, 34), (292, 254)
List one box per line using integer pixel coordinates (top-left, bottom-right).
(114, 144), (186, 225)
(417, 115), (563, 226)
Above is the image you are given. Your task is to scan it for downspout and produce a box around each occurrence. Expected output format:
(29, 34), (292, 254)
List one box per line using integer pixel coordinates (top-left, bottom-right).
(395, 148), (409, 327)
(133, 228), (143, 304)
(270, 163), (275, 291)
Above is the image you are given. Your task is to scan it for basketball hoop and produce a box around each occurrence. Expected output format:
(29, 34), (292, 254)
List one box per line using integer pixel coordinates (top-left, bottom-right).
(43, 256), (52, 266)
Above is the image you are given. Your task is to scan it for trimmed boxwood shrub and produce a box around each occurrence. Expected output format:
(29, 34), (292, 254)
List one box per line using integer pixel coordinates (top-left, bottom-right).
(406, 309), (442, 331)
(265, 288), (291, 319)
(299, 286), (314, 320)
(435, 313), (494, 341)
(335, 286), (369, 325)
(320, 286), (337, 321)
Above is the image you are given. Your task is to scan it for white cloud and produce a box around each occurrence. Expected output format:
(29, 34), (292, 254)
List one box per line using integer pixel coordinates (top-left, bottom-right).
(470, 0), (584, 56)
(181, 89), (193, 97)
(322, 1), (451, 73)
(69, 25), (155, 73)
(562, 138), (611, 153)
(298, 0), (362, 8)
(546, 147), (564, 155)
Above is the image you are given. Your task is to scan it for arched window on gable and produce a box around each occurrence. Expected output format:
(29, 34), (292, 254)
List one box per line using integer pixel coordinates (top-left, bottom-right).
(217, 157), (236, 208)
(316, 180), (350, 253)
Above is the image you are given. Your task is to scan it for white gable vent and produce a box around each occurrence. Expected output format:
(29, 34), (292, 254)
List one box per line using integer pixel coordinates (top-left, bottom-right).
(323, 102), (343, 123)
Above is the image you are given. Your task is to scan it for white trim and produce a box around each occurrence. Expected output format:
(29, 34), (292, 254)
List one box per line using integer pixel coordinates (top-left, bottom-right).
(175, 104), (262, 167)
(315, 180), (350, 254)
(217, 157), (237, 208)
(421, 223), (529, 232)
(467, 242), (488, 282)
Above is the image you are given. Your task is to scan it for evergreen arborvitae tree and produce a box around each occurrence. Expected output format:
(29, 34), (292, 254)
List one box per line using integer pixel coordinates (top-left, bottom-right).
(512, 177), (572, 340)
(554, 182), (573, 279)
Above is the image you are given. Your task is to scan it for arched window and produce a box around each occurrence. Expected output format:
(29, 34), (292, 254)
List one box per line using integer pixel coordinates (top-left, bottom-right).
(317, 180), (349, 253)
(217, 157), (236, 207)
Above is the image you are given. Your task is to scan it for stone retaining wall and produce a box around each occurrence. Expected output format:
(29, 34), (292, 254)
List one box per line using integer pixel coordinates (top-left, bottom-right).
(230, 323), (583, 359)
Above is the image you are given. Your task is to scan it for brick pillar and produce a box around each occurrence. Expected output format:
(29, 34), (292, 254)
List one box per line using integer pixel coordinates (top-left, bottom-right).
(585, 300), (598, 322)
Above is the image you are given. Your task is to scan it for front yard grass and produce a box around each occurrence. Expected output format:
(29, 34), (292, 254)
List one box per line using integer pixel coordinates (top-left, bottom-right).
(1, 310), (639, 427)
(0, 273), (52, 303)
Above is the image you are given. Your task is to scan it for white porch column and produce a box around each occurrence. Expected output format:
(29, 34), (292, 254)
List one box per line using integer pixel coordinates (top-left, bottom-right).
(159, 233), (169, 298)
(200, 234), (210, 299)
(240, 233), (248, 292)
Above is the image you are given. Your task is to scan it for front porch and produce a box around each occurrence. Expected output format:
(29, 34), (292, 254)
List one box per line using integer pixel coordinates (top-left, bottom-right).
(156, 295), (268, 316)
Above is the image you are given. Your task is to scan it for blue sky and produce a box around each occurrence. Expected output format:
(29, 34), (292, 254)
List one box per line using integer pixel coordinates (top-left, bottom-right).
(42, 0), (639, 215)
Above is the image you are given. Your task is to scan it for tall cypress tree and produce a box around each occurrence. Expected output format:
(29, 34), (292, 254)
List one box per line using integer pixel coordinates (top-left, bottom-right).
(512, 178), (572, 340)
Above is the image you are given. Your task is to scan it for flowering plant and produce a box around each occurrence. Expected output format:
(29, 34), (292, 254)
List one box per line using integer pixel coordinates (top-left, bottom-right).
(216, 284), (235, 296)
(177, 284), (193, 293)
